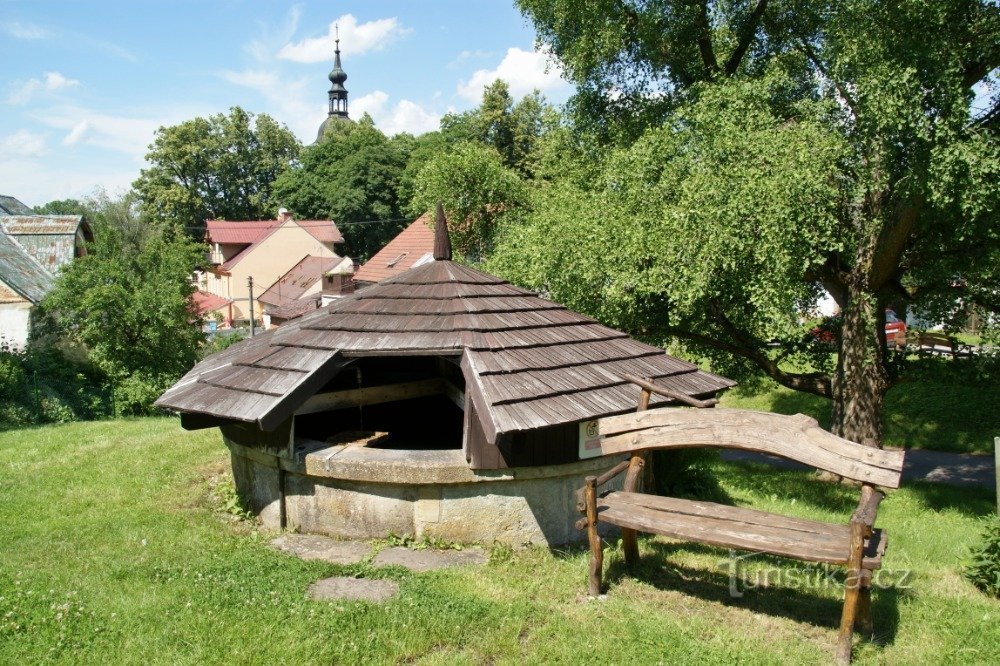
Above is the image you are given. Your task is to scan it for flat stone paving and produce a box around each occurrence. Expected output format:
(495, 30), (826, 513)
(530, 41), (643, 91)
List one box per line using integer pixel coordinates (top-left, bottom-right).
(307, 576), (399, 602)
(270, 534), (371, 565)
(372, 546), (488, 572)
(272, 535), (489, 602)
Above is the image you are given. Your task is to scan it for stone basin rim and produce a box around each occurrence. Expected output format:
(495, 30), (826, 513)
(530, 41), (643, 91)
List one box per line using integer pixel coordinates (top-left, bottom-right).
(228, 438), (626, 486)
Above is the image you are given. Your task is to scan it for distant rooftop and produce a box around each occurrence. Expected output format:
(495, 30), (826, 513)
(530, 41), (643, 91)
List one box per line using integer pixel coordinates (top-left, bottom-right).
(354, 213), (435, 284)
(0, 195), (34, 216)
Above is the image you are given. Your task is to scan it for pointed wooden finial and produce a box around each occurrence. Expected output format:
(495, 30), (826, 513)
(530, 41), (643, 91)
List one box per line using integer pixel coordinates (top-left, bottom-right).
(433, 201), (451, 261)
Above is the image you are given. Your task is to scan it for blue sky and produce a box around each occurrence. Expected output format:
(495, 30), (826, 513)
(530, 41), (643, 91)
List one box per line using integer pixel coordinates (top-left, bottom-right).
(0, 1), (571, 206)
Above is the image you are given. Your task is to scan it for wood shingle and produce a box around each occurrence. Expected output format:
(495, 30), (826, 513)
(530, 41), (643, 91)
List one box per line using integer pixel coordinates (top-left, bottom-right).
(156, 254), (735, 464)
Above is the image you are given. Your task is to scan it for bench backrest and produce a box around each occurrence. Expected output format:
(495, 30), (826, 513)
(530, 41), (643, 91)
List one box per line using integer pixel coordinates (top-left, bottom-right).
(593, 407), (905, 489)
(919, 332), (954, 348)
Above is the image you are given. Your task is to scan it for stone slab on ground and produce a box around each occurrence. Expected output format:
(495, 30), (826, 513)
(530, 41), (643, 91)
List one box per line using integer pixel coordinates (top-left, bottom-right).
(271, 534), (371, 564)
(372, 547), (488, 572)
(307, 576), (399, 602)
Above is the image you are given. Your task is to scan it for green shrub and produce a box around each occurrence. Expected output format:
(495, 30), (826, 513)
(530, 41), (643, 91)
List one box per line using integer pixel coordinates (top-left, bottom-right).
(650, 449), (728, 502)
(965, 516), (1000, 597)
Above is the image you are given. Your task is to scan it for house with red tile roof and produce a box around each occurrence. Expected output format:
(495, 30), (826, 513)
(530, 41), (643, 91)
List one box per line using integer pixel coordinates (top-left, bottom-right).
(353, 213), (435, 285)
(194, 209), (346, 324)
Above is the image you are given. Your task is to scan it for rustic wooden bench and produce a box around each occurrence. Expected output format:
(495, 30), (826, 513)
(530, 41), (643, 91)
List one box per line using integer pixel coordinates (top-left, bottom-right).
(915, 331), (972, 358)
(577, 377), (905, 664)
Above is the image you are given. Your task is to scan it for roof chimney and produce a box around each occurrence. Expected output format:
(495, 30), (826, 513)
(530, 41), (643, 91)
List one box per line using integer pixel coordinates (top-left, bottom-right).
(433, 201), (451, 261)
(278, 207), (292, 223)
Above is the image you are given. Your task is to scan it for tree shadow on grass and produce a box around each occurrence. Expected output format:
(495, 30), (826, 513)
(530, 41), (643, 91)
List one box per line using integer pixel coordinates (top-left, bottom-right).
(904, 481), (995, 518)
(712, 460), (862, 516)
(604, 539), (904, 647)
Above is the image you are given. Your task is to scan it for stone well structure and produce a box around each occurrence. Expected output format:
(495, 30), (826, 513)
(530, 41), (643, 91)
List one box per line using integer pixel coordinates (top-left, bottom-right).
(157, 209), (733, 546)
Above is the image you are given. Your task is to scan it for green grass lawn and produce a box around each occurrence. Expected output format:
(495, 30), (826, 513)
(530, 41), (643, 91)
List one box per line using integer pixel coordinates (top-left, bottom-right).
(720, 368), (1000, 454)
(1, 418), (998, 664)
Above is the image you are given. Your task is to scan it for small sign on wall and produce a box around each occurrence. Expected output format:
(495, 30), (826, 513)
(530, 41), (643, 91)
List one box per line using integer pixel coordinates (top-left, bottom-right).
(578, 420), (603, 459)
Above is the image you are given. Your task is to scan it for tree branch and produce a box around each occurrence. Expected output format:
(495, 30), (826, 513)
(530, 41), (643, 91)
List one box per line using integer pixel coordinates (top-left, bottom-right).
(664, 302), (833, 398)
(692, 0), (720, 77)
(723, 0), (768, 75)
(869, 198), (922, 291)
(961, 43), (1000, 89)
(796, 37), (858, 118)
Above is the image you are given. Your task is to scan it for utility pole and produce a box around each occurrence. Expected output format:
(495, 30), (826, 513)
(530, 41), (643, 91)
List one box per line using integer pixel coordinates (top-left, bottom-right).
(247, 276), (256, 337)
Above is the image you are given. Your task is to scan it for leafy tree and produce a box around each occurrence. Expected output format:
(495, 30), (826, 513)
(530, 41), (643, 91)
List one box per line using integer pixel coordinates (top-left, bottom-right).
(134, 107), (300, 235)
(39, 211), (205, 414)
(271, 115), (410, 261)
(398, 130), (449, 216)
(441, 80), (551, 177)
(32, 198), (87, 216)
(512, 0), (1000, 446)
(412, 142), (528, 260)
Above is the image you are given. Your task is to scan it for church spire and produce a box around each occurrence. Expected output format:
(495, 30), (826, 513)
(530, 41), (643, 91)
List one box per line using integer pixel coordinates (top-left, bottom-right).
(316, 25), (352, 142)
(327, 25), (349, 120)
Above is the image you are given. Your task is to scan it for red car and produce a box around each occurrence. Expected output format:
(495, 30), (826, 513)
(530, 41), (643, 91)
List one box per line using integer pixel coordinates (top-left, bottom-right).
(885, 310), (906, 347)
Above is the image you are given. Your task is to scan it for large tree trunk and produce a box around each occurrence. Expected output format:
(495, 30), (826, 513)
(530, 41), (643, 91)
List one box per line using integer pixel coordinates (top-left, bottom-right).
(830, 285), (889, 448)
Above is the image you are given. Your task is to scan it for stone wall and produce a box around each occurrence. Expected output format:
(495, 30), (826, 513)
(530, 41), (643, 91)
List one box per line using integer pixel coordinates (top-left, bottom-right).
(225, 436), (626, 547)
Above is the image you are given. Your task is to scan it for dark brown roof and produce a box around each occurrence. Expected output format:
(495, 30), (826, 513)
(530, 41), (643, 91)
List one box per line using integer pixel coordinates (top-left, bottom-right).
(157, 259), (734, 439)
(353, 214), (434, 283)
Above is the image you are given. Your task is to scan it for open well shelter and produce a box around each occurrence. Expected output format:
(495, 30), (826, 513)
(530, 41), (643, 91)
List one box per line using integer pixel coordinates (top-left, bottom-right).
(157, 210), (734, 543)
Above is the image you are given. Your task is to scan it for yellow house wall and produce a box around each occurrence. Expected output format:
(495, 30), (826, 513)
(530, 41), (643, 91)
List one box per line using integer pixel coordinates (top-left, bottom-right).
(221, 220), (337, 320)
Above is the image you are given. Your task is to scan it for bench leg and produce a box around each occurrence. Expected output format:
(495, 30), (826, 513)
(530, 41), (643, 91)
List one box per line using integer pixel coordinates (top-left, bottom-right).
(585, 476), (603, 596)
(621, 455), (645, 567)
(856, 569), (874, 638)
(836, 522), (866, 664)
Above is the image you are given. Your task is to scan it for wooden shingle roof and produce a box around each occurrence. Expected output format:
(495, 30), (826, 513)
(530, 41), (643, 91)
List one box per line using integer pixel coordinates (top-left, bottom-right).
(157, 259), (734, 441)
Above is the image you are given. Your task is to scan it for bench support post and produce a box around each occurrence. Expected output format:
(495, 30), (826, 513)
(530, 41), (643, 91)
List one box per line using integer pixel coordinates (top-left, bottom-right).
(585, 476), (602, 596)
(836, 520), (866, 664)
(621, 456), (645, 566)
(621, 386), (651, 567)
(856, 569), (874, 638)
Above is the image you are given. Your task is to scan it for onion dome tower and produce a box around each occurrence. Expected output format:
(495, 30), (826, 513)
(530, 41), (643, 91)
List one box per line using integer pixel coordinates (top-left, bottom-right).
(316, 27), (351, 142)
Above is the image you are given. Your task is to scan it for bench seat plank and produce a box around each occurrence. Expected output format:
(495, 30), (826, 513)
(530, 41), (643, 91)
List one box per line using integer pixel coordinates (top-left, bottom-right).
(598, 491), (886, 569)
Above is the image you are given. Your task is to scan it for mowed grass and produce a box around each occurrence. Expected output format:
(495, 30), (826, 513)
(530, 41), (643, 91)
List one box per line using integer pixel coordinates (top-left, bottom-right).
(720, 369), (1000, 454)
(1, 418), (998, 664)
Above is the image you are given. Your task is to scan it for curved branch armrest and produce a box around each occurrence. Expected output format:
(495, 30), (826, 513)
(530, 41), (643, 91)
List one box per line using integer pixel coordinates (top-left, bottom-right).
(850, 485), (885, 528)
(575, 459), (631, 512)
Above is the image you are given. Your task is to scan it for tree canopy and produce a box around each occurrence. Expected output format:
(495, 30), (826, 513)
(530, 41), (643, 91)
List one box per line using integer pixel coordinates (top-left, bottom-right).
(133, 107), (300, 235)
(39, 191), (205, 413)
(271, 115), (412, 261)
(507, 0), (1000, 445)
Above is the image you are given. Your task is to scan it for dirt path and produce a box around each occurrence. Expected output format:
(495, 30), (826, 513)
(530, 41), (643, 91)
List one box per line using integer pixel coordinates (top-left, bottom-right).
(721, 448), (996, 489)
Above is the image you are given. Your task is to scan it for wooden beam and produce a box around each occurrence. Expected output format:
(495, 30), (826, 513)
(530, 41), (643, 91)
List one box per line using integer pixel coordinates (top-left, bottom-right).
(592, 408), (905, 489)
(180, 411), (240, 431)
(294, 378), (447, 415)
(622, 374), (718, 408)
(443, 380), (465, 410)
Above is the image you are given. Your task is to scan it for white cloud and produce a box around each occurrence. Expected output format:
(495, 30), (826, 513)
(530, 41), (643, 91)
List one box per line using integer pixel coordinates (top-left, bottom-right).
(1, 21), (51, 40)
(457, 46), (568, 102)
(0, 157), (137, 207)
(36, 105), (205, 159)
(277, 14), (410, 63)
(7, 71), (80, 105)
(448, 49), (495, 69)
(246, 6), (302, 62)
(218, 68), (326, 143)
(353, 91), (440, 136)
(0, 130), (48, 158)
(62, 121), (91, 146)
